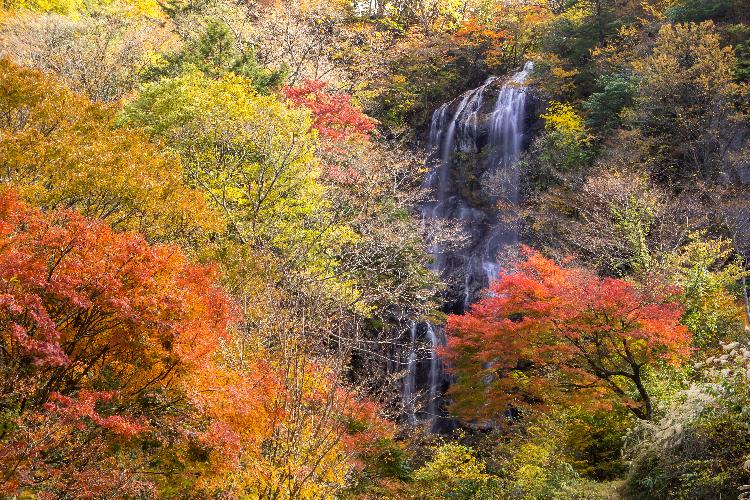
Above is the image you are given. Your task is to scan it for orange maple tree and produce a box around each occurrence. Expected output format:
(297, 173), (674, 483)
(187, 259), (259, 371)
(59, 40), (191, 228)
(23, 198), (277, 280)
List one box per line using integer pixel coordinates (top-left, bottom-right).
(0, 190), (389, 497)
(444, 248), (690, 421)
(0, 189), (236, 495)
(454, 17), (514, 70)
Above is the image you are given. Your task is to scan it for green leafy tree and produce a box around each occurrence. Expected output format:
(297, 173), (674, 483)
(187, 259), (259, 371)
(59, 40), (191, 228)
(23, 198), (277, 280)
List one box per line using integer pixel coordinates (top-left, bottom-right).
(665, 233), (747, 348)
(727, 23), (750, 82)
(524, 101), (594, 192)
(540, 101), (594, 172)
(583, 73), (636, 131)
(667, 0), (744, 23)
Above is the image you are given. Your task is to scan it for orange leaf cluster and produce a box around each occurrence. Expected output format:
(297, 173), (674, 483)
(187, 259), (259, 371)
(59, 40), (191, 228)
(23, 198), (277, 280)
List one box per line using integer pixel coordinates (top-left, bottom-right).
(0, 190), (236, 495)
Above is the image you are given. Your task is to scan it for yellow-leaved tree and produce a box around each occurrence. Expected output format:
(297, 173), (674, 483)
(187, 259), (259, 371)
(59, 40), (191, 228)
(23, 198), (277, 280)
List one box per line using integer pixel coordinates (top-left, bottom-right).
(121, 69), (360, 303)
(0, 58), (221, 244)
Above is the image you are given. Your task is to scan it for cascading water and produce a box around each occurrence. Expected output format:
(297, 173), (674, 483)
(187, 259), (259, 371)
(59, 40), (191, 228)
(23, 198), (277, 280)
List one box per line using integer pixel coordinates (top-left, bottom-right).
(478, 61), (533, 285)
(425, 322), (442, 422)
(402, 62), (534, 431)
(402, 322), (418, 425)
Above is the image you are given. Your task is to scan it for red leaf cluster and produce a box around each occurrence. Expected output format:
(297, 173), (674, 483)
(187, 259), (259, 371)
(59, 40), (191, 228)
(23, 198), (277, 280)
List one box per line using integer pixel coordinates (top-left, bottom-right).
(0, 190), (237, 495)
(283, 80), (375, 141)
(44, 391), (145, 437)
(0, 189), (235, 374)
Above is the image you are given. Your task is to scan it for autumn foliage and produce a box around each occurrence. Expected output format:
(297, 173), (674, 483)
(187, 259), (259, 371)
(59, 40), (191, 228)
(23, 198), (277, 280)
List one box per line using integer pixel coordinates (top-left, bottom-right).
(0, 58), (221, 243)
(445, 248), (690, 421)
(0, 190), (233, 373)
(284, 79), (375, 141)
(453, 17), (513, 69)
(0, 190), (234, 495)
(0, 191), (388, 496)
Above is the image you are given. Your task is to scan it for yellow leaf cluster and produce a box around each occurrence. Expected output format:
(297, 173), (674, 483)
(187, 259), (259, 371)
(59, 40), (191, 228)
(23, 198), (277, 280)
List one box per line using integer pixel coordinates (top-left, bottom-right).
(0, 58), (222, 244)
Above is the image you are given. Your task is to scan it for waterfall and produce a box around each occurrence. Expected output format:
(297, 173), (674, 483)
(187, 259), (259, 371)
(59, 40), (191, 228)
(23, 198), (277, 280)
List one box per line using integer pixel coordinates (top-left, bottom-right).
(489, 62), (534, 177)
(402, 62), (534, 431)
(428, 103), (448, 150)
(426, 62), (532, 289)
(426, 322), (442, 426)
(479, 61), (533, 284)
(403, 322), (418, 425)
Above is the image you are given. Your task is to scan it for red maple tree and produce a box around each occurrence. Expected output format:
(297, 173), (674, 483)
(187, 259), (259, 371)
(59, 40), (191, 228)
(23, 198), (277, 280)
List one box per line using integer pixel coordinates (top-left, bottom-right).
(444, 248), (690, 420)
(283, 80), (375, 141)
(0, 190), (390, 496)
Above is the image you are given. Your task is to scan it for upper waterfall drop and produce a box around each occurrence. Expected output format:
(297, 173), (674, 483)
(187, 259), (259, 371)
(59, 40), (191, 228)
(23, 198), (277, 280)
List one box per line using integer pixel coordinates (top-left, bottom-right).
(489, 61), (534, 181)
(402, 62), (535, 432)
(480, 60), (533, 285)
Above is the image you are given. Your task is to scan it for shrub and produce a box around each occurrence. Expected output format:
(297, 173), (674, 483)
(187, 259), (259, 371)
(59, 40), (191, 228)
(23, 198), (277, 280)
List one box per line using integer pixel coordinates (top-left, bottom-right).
(413, 442), (498, 499)
(536, 102), (594, 176)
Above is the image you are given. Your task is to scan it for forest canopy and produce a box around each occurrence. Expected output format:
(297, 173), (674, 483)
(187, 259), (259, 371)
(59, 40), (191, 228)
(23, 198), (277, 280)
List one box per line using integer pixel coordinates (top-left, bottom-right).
(1, 0), (750, 498)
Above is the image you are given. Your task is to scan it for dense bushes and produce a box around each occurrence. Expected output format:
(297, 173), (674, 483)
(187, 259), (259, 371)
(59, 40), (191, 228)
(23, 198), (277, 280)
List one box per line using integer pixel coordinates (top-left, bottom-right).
(1, 0), (750, 496)
(623, 343), (750, 498)
(667, 0), (744, 23)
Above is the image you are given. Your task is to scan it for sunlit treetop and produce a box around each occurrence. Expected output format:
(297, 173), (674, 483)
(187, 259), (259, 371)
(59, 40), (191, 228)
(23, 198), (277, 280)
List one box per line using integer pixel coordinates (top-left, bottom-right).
(1, 0), (164, 17)
(121, 70), (363, 306)
(542, 101), (587, 135)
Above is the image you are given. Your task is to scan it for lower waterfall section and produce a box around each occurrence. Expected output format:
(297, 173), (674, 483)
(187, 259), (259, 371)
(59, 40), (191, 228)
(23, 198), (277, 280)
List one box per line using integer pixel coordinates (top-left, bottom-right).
(399, 321), (451, 432)
(401, 62), (535, 431)
(402, 322), (418, 425)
